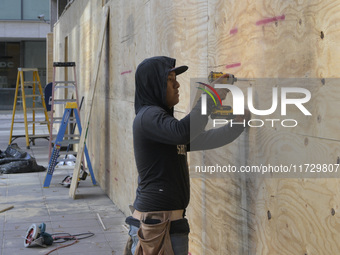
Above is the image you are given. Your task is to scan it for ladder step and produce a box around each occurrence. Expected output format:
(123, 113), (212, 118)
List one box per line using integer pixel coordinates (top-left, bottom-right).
(64, 134), (80, 138)
(17, 95), (43, 98)
(53, 99), (77, 104)
(52, 116), (77, 120)
(54, 86), (76, 90)
(18, 68), (38, 72)
(26, 107), (46, 111)
(53, 62), (76, 67)
(55, 81), (76, 84)
(29, 134), (50, 138)
(12, 134), (49, 139)
(24, 81), (39, 85)
(53, 120), (77, 124)
(57, 139), (80, 145)
(14, 120), (49, 124)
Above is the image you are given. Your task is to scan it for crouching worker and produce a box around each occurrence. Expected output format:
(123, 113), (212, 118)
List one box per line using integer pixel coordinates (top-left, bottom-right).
(124, 56), (250, 255)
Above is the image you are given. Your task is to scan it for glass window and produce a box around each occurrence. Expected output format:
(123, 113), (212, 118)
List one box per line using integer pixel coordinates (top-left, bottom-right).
(0, 0), (21, 20)
(0, 42), (20, 89)
(23, 0), (50, 20)
(24, 41), (47, 87)
(0, 41), (21, 109)
(0, 41), (46, 109)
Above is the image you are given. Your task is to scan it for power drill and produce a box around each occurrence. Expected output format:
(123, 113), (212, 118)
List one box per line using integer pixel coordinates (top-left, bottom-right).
(207, 72), (254, 119)
(208, 71), (238, 84)
(208, 72), (236, 119)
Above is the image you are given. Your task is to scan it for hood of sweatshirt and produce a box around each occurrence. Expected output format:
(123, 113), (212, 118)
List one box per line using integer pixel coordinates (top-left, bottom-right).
(134, 56), (187, 115)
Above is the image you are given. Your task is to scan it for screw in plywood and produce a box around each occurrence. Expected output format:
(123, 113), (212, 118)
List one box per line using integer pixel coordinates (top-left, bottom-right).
(320, 31), (324, 39)
(267, 210), (272, 220)
(331, 208), (335, 216)
(321, 78), (325, 85)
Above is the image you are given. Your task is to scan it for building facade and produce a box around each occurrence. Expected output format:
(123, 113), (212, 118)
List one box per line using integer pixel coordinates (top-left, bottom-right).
(0, 0), (50, 109)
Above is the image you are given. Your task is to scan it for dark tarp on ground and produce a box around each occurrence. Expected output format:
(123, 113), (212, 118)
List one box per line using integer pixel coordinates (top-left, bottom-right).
(0, 143), (46, 174)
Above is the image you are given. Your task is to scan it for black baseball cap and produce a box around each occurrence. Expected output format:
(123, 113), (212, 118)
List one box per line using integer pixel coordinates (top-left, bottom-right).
(170, 65), (188, 75)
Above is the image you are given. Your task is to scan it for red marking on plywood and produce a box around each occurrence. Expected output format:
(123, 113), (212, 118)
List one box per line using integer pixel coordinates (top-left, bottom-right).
(121, 70), (132, 75)
(230, 27), (238, 35)
(225, 63), (241, 69)
(256, 15), (285, 26)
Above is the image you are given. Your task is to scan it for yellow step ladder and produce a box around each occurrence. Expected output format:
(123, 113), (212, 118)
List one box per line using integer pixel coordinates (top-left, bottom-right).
(9, 68), (50, 149)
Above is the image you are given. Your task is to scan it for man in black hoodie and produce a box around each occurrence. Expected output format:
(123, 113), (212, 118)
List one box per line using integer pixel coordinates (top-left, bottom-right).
(125, 56), (249, 255)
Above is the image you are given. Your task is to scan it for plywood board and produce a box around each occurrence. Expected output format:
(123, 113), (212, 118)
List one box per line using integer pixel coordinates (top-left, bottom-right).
(253, 178), (340, 254)
(52, 0), (340, 253)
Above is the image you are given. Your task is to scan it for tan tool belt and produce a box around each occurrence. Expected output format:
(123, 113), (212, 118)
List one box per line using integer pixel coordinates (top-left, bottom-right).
(134, 211), (179, 255)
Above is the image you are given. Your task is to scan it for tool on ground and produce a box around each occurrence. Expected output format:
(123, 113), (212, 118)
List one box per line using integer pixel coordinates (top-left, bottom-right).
(24, 223), (53, 248)
(59, 170), (87, 188)
(59, 175), (78, 188)
(43, 102), (96, 188)
(48, 62), (81, 158)
(9, 68), (50, 149)
(24, 222), (94, 255)
(207, 71), (253, 119)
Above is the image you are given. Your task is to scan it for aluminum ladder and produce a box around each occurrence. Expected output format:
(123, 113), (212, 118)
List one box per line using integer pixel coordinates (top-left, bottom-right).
(48, 62), (81, 158)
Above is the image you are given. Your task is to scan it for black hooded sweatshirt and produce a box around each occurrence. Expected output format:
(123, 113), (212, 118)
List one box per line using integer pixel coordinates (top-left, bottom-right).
(133, 56), (244, 212)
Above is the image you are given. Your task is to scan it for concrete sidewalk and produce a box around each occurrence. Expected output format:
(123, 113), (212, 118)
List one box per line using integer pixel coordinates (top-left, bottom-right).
(0, 112), (128, 255)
